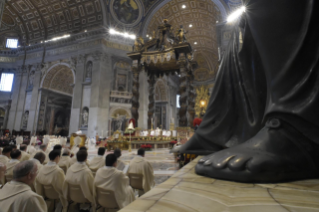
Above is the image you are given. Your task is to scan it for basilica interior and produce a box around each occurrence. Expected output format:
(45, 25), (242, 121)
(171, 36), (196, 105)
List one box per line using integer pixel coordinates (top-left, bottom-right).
(1, 0), (319, 212)
(0, 0), (235, 137)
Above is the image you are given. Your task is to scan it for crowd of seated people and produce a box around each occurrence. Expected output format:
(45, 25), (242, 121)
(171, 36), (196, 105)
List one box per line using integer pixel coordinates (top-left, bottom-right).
(0, 144), (155, 212)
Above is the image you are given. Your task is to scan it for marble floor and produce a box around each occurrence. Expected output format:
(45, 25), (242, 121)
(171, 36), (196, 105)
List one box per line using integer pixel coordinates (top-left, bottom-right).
(88, 148), (179, 185)
(119, 156), (319, 212)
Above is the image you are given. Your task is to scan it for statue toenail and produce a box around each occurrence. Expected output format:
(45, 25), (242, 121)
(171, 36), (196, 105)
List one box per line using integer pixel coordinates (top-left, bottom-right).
(266, 118), (281, 128)
(204, 160), (211, 165)
(199, 159), (205, 163)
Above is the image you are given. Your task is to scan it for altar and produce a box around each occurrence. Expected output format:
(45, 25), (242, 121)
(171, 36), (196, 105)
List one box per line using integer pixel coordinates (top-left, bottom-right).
(106, 127), (194, 151)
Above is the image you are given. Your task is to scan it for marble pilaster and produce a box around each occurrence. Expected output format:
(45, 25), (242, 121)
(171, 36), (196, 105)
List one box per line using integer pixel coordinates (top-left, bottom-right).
(69, 55), (85, 135)
(86, 53), (112, 137)
(27, 64), (42, 133)
(138, 71), (149, 129)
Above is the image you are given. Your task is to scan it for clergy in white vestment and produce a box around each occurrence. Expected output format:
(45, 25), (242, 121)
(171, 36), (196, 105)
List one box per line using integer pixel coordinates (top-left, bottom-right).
(69, 146), (90, 166)
(70, 136), (81, 156)
(31, 144), (49, 164)
(53, 144), (63, 156)
(27, 136), (37, 155)
(0, 162), (6, 187)
(5, 150), (22, 179)
(88, 147), (105, 173)
(19, 144), (31, 161)
(30, 152), (46, 191)
(94, 154), (135, 209)
(114, 148), (126, 171)
(31, 152), (46, 170)
(127, 148), (155, 194)
(58, 149), (72, 173)
(35, 150), (68, 212)
(0, 146), (12, 165)
(63, 150), (96, 210)
(0, 160), (47, 211)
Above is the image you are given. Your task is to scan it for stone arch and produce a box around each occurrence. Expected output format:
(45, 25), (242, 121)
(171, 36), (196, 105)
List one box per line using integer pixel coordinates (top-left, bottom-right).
(40, 63), (75, 96)
(110, 108), (131, 118)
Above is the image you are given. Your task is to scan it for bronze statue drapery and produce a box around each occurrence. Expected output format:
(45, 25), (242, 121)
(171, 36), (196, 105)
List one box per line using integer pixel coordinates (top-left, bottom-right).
(181, 0), (319, 183)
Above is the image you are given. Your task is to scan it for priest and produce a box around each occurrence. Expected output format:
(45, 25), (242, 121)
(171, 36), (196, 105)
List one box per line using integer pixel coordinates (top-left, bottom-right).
(27, 136), (37, 155)
(31, 144), (49, 164)
(63, 150), (95, 211)
(127, 148), (154, 195)
(35, 150), (68, 212)
(19, 145), (31, 161)
(114, 148), (126, 171)
(88, 147), (105, 173)
(0, 146), (12, 165)
(94, 154), (135, 208)
(31, 152), (46, 171)
(58, 149), (72, 173)
(0, 160), (47, 211)
(69, 146), (90, 166)
(0, 162), (6, 187)
(5, 150), (22, 180)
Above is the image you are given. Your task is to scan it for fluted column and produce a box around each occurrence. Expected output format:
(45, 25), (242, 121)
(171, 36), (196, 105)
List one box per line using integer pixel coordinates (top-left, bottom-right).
(148, 75), (156, 129)
(131, 60), (140, 127)
(178, 53), (189, 127)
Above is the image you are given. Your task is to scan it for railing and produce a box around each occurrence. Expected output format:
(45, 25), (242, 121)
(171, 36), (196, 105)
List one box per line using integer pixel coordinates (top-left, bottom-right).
(110, 90), (132, 98)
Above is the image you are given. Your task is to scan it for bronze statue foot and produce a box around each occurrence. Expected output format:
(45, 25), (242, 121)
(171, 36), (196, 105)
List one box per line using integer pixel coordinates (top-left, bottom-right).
(196, 118), (319, 183)
(176, 133), (223, 155)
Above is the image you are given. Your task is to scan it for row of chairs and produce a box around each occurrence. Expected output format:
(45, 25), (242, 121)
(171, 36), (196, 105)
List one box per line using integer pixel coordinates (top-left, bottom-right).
(40, 173), (144, 212)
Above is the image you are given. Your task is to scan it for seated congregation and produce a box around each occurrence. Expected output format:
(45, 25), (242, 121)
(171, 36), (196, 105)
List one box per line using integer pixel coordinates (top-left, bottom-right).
(0, 145), (155, 212)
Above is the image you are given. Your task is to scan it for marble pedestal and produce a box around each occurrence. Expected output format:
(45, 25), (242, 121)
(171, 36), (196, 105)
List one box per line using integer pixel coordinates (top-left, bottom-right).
(120, 157), (319, 212)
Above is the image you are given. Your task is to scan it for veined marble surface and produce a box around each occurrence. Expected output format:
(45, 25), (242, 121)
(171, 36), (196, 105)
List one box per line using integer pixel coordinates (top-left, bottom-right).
(119, 157), (319, 212)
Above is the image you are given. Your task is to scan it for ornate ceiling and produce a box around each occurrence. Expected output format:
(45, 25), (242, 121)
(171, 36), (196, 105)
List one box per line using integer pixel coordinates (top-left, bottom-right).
(146, 0), (220, 81)
(0, 0), (242, 44)
(42, 64), (74, 95)
(0, 0), (242, 81)
(0, 0), (103, 45)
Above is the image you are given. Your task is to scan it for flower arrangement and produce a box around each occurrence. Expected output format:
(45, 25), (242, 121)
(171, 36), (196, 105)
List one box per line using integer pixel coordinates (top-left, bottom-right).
(104, 143), (108, 149)
(96, 140), (101, 146)
(141, 144), (152, 151)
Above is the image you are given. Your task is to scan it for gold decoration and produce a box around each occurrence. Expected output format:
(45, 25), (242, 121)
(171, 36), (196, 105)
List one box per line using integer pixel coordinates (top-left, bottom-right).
(195, 86), (210, 117)
(70, 133), (87, 148)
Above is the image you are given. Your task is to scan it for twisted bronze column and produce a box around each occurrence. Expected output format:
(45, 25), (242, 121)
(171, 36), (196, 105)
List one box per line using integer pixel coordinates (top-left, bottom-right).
(178, 53), (188, 127)
(188, 73), (196, 127)
(131, 63), (140, 127)
(148, 75), (156, 129)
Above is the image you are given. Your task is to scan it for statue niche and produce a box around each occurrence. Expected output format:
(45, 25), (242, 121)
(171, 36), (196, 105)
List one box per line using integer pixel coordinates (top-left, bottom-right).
(82, 107), (89, 127)
(21, 111), (29, 130)
(28, 71), (35, 89)
(85, 61), (93, 82)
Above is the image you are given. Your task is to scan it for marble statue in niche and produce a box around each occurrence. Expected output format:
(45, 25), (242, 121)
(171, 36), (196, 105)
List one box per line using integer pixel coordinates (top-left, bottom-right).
(82, 108), (89, 127)
(86, 61), (93, 79)
(22, 111), (29, 129)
